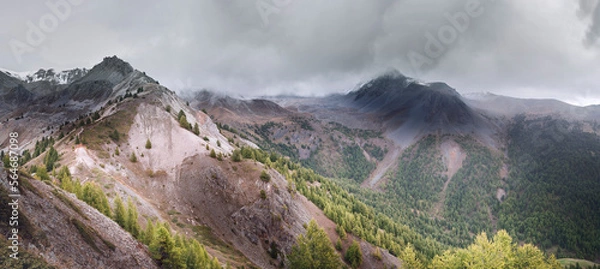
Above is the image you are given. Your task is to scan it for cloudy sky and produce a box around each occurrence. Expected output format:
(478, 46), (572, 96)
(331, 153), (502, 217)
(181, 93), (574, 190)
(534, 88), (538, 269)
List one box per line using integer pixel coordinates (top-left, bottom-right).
(1, 0), (599, 105)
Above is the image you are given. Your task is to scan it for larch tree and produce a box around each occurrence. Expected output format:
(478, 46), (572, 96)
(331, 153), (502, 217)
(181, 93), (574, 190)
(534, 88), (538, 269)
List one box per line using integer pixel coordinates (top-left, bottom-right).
(288, 219), (342, 269)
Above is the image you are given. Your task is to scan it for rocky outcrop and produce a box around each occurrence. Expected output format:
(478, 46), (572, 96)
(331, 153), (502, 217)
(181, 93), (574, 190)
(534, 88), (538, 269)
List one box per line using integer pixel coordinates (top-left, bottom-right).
(178, 157), (311, 269)
(0, 173), (158, 269)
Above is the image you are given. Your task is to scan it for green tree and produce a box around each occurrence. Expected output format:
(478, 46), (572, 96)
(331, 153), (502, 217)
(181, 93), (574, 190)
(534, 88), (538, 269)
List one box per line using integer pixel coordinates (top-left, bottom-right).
(58, 166), (73, 191)
(113, 196), (126, 228)
(400, 244), (424, 269)
(114, 147), (120, 156)
(430, 230), (562, 269)
(81, 182), (111, 217)
(36, 166), (50, 181)
(109, 130), (120, 142)
(2, 154), (9, 169)
(260, 190), (267, 199)
(145, 139), (152, 149)
(179, 114), (190, 129)
(260, 170), (271, 182)
(288, 219), (342, 269)
(193, 123), (199, 135)
(144, 221), (156, 246)
(336, 225), (347, 240)
(345, 240), (363, 269)
(150, 226), (184, 269)
(232, 149), (242, 162)
(44, 146), (59, 171)
(209, 149), (216, 158)
(126, 198), (140, 238)
(130, 152), (137, 162)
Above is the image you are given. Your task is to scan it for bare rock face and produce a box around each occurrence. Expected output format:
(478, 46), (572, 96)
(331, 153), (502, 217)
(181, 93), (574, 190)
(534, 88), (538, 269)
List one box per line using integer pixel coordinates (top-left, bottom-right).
(0, 174), (158, 269)
(177, 156), (311, 269)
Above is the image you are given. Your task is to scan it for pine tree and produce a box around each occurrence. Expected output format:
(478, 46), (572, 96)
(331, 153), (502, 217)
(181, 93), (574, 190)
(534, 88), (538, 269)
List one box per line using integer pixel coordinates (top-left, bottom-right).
(429, 230), (562, 269)
(113, 196), (126, 228)
(209, 149), (216, 158)
(400, 244), (424, 269)
(130, 152), (137, 162)
(73, 179), (83, 199)
(260, 170), (271, 182)
(36, 166), (50, 181)
(2, 154), (9, 169)
(144, 221), (156, 246)
(232, 149), (242, 162)
(115, 147), (120, 156)
(179, 114), (190, 129)
(81, 182), (111, 218)
(150, 226), (184, 269)
(75, 136), (80, 144)
(60, 173), (74, 192)
(193, 123), (199, 135)
(126, 198), (140, 238)
(345, 240), (363, 269)
(373, 247), (382, 261)
(145, 139), (152, 149)
(288, 219), (342, 269)
(109, 130), (120, 142)
(336, 225), (347, 240)
(44, 146), (59, 171)
(58, 166), (71, 180)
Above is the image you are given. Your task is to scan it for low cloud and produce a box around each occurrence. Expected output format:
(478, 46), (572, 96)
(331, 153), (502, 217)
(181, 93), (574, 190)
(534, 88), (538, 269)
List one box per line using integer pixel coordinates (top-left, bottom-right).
(1, 0), (599, 105)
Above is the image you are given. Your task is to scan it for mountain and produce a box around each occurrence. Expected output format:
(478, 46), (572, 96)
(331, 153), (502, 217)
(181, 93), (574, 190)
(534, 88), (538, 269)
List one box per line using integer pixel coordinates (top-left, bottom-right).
(464, 92), (600, 121)
(189, 90), (292, 123)
(189, 71), (600, 263)
(0, 170), (158, 268)
(1, 58), (598, 268)
(0, 57), (402, 269)
(20, 68), (88, 84)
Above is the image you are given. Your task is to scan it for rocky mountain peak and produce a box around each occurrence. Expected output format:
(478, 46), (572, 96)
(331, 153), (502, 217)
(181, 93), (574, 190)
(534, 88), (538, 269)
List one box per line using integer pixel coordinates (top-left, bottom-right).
(75, 56), (135, 86)
(96, 55), (134, 75)
(25, 68), (89, 84)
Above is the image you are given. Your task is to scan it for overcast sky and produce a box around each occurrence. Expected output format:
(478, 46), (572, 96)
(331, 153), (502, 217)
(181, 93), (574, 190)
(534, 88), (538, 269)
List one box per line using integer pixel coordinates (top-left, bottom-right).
(1, 0), (599, 105)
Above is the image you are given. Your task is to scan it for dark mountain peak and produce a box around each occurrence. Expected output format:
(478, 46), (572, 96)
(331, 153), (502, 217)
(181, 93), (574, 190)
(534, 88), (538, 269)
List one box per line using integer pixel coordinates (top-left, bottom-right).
(97, 55), (133, 73)
(353, 70), (409, 101)
(343, 72), (482, 142)
(75, 56), (134, 86)
(427, 82), (460, 97)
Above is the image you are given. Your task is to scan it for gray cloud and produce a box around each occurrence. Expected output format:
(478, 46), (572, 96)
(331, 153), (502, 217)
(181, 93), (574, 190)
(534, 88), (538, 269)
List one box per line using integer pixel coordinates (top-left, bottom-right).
(1, 0), (599, 105)
(579, 0), (600, 46)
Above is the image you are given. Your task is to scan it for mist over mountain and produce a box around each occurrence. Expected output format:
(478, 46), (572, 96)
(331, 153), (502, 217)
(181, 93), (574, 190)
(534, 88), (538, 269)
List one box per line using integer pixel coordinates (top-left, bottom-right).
(1, 57), (599, 268)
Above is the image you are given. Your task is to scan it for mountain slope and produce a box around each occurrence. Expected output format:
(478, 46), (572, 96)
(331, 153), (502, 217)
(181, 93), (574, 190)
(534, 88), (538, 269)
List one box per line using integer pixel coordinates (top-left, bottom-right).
(3, 57), (598, 267)
(2, 58), (402, 268)
(0, 170), (158, 269)
(192, 71), (600, 262)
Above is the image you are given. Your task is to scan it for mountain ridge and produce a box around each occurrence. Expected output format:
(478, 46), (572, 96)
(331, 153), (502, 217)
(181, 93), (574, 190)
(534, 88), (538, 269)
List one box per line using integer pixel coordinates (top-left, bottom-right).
(2, 57), (599, 268)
